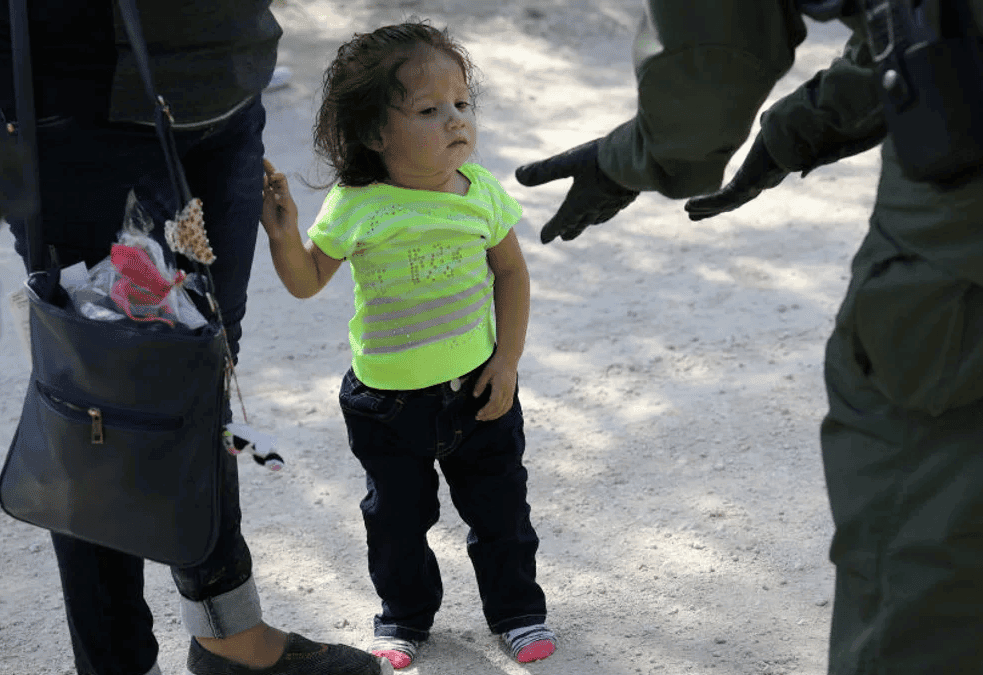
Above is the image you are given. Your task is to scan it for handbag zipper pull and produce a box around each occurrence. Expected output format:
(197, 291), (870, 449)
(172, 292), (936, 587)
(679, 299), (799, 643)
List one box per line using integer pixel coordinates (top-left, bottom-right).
(88, 408), (104, 444)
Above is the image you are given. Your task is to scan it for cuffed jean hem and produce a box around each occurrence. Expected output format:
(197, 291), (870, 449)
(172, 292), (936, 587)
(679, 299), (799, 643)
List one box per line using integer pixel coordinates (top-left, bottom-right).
(181, 575), (263, 638)
(142, 663), (163, 675)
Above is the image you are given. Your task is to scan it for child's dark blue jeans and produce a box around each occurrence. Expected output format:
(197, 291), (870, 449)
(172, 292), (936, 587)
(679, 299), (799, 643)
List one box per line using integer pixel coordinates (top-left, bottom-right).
(339, 363), (548, 642)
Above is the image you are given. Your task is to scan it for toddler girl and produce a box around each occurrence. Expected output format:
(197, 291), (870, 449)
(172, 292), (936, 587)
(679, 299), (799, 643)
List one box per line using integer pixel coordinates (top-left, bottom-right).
(259, 21), (556, 671)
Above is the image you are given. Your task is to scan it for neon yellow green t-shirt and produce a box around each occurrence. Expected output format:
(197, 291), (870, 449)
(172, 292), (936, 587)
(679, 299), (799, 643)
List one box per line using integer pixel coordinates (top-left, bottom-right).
(308, 163), (522, 390)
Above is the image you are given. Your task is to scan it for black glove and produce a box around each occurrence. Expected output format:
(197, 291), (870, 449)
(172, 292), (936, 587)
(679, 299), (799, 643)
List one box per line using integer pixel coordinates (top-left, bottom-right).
(515, 139), (640, 244)
(684, 133), (788, 221)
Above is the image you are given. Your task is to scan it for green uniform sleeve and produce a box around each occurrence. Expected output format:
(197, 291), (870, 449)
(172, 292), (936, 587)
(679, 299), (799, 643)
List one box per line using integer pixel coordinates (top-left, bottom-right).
(760, 22), (887, 175)
(597, 0), (807, 198)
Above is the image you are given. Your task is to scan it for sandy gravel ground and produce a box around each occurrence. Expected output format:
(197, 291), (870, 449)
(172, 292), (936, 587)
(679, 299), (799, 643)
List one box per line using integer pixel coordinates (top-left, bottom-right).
(0, 2), (879, 674)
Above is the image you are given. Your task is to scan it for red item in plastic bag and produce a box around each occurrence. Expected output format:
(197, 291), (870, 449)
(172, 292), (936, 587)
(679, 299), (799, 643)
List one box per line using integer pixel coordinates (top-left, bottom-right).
(109, 243), (187, 326)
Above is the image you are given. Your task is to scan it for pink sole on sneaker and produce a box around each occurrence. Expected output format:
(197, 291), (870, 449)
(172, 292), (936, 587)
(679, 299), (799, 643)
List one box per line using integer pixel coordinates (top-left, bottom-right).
(516, 639), (556, 663)
(372, 649), (413, 670)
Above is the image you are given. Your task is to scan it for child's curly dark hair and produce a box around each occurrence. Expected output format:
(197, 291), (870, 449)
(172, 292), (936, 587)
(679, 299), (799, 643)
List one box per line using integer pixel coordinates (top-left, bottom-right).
(313, 21), (477, 187)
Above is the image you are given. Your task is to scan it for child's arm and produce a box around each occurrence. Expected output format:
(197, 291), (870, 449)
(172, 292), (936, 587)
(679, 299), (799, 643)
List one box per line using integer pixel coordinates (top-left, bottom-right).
(261, 159), (342, 299)
(473, 229), (530, 421)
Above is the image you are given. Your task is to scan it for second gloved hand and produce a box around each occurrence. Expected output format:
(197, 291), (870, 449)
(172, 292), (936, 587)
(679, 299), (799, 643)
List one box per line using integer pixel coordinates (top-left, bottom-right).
(684, 133), (789, 221)
(515, 139), (640, 244)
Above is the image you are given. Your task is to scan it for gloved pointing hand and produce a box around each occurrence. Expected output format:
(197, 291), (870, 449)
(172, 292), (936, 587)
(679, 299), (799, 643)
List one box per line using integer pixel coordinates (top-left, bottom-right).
(515, 139), (640, 244)
(684, 133), (789, 221)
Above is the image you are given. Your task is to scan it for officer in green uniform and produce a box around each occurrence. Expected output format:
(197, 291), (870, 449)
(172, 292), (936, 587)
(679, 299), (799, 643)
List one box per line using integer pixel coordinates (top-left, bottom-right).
(516, 1), (983, 672)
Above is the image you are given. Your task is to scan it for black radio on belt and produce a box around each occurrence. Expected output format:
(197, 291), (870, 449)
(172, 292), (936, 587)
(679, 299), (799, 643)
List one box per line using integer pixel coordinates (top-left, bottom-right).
(862, 0), (983, 184)
(799, 0), (983, 184)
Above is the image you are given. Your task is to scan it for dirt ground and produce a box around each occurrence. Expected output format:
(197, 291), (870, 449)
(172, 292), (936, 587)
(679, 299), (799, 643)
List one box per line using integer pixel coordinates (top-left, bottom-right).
(0, 2), (880, 674)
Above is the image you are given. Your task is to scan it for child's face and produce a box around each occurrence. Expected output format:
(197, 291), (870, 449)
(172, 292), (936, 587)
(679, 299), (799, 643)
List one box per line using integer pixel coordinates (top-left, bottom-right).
(372, 47), (476, 189)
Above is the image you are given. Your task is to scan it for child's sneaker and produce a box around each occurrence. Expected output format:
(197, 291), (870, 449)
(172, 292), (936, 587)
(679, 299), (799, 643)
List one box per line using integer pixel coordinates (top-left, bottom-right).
(502, 624), (556, 663)
(370, 636), (421, 670)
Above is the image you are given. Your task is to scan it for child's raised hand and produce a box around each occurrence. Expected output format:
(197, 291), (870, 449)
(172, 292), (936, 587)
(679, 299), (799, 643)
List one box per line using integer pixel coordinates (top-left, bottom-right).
(261, 158), (298, 238)
(472, 356), (518, 422)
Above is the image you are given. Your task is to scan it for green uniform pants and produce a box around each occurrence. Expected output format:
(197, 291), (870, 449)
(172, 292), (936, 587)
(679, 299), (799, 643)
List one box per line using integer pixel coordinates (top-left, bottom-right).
(821, 214), (983, 673)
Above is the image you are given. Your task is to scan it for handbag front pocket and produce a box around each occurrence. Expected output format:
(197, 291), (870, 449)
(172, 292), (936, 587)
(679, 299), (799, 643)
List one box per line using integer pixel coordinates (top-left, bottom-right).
(1, 377), (222, 566)
(38, 382), (184, 445)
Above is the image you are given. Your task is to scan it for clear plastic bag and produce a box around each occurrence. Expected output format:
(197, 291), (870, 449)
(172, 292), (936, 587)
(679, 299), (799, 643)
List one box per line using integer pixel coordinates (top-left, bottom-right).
(62, 192), (208, 330)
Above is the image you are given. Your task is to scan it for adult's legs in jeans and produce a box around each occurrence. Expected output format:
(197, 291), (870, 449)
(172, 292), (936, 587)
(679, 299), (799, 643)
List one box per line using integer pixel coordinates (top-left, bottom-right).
(12, 100), (269, 673)
(50, 536), (159, 675)
(120, 99), (384, 670)
(11, 112), (191, 675)
(128, 98), (295, 667)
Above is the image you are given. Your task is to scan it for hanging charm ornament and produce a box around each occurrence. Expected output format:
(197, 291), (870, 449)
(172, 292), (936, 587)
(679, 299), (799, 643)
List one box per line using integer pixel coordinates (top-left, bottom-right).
(161, 195), (281, 471)
(165, 197), (215, 264)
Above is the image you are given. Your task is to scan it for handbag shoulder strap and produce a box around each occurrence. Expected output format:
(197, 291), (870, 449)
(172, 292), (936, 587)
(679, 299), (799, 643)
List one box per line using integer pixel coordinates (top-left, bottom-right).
(9, 0), (195, 271)
(9, 0), (41, 272)
(114, 0), (193, 206)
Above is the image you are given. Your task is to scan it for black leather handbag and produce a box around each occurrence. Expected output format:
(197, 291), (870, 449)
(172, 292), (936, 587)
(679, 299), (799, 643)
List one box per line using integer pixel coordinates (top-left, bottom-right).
(0, 0), (229, 566)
